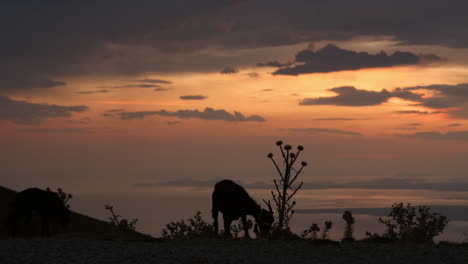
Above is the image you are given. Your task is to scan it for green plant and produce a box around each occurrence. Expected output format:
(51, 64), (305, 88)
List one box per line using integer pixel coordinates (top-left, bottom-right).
(104, 204), (138, 231)
(342, 211), (355, 242)
(46, 187), (72, 208)
(267, 141), (307, 230)
(162, 211), (214, 239)
(376, 202), (449, 243)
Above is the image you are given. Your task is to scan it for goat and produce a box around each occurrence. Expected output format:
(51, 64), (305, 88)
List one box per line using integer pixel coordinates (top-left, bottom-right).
(6, 188), (70, 237)
(212, 179), (274, 238)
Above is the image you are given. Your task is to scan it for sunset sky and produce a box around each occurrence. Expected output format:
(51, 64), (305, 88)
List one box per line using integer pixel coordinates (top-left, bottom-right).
(2, 1), (468, 238)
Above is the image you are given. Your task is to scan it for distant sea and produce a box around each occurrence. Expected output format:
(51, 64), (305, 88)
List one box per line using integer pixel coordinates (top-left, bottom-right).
(72, 188), (468, 242)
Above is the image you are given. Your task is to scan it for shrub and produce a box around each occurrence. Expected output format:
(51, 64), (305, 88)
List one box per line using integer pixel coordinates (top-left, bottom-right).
(342, 211), (355, 242)
(162, 211), (214, 239)
(322, 220), (333, 239)
(376, 202), (449, 243)
(104, 204), (138, 231)
(269, 226), (300, 240)
(301, 223), (320, 239)
(46, 187), (72, 208)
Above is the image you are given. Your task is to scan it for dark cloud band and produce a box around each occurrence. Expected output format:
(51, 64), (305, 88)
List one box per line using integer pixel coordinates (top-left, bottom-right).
(108, 107), (266, 122)
(0, 96), (88, 125)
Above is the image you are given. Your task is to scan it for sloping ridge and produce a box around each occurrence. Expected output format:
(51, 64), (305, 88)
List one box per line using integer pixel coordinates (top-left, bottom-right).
(0, 185), (154, 240)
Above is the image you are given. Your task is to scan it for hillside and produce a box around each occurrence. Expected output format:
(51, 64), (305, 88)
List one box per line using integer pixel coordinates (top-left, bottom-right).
(0, 186), (154, 240)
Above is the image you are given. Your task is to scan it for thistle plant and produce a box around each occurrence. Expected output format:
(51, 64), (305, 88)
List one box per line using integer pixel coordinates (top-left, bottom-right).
(267, 140), (307, 229)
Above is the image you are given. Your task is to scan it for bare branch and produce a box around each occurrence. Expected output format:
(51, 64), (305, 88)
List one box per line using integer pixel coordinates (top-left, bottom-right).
(289, 166), (305, 186)
(286, 182), (303, 203)
(270, 158), (284, 180)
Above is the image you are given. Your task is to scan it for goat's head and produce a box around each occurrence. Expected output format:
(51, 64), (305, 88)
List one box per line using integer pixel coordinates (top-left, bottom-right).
(254, 199), (274, 236)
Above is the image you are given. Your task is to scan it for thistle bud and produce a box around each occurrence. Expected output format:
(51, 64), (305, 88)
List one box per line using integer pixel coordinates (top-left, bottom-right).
(267, 153), (273, 158)
(284, 145), (292, 150)
(276, 140), (283, 146)
(297, 145), (304, 151)
(301, 161), (308, 166)
(290, 153), (296, 158)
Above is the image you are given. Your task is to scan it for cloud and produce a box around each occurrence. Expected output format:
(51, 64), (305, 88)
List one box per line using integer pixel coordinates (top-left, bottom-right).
(260, 89), (273, 92)
(398, 131), (468, 141)
(179, 95), (208, 100)
(407, 123), (422, 126)
(220, 66), (238, 74)
(112, 107), (266, 122)
(300, 86), (421, 106)
(3, 0), (467, 92)
(0, 96), (88, 125)
(101, 109), (125, 118)
(113, 84), (162, 89)
(289, 127), (363, 136)
(77, 89), (109, 94)
(65, 117), (92, 125)
(154, 88), (171, 92)
(166, 120), (182, 125)
(405, 83), (468, 97)
(394, 171), (432, 178)
(18, 128), (94, 134)
(273, 44), (438, 75)
(313, 118), (364, 121)
(396, 122), (423, 130)
(256, 61), (292, 68)
(403, 83), (468, 110)
(0, 0), (240, 91)
(137, 79), (172, 84)
(247, 72), (260, 78)
(394, 110), (442, 115)
(0, 78), (67, 91)
(448, 123), (462, 127)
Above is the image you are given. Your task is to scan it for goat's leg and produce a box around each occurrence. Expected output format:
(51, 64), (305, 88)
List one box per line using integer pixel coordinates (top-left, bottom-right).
(223, 215), (232, 237)
(40, 215), (50, 237)
(241, 215), (250, 238)
(212, 208), (219, 234)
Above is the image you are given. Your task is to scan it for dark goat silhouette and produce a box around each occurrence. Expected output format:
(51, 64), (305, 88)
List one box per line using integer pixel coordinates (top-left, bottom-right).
(6, 188), (70, 237)
(212, 179), (274, 238)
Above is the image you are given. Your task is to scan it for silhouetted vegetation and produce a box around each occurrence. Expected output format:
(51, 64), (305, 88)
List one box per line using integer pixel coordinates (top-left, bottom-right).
(300, 220), (333, 240)
(267, 141), (307, 230)
(104, 204), (138, 231)
(365, 202), (449, 243)
(322, 220), (333, 239)
(46, 187), (72, 208)
(301, 223), (320, 239)
(162, 211), (215, 239)
(342, 211), (355, 242)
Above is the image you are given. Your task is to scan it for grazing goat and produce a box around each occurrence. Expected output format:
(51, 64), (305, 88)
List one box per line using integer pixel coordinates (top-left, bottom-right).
(212, 179), (274, 238)
(6, 188), (70, 237)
